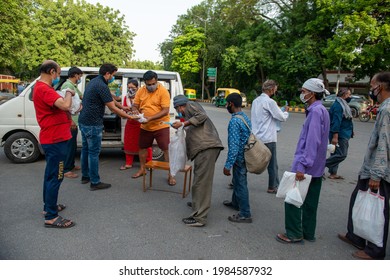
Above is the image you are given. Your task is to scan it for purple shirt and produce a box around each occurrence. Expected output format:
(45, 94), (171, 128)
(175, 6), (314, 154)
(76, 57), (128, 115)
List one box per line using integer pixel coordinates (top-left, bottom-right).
(291, 100), (330, 177)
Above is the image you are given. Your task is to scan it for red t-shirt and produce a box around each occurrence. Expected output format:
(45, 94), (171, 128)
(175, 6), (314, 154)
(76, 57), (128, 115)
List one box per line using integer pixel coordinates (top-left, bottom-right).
(33, 81), (71, 144)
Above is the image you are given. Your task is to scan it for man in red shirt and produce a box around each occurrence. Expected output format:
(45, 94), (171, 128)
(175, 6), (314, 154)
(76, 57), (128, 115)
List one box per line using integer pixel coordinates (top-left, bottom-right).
(33, 60), (75, 228)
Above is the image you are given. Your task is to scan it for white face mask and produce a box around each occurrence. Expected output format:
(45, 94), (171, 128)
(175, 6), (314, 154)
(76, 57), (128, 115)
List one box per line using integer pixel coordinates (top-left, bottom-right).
(300, 92), (312, 103)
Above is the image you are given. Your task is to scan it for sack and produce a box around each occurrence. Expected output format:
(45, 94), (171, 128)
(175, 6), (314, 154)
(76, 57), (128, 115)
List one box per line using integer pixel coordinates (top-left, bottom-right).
(235, 115), (271, 174)
(276, 171), (312, 207)
(168, 126), (187, 176)
(352, 189), (385, 247)
(57, 90), (81, 115)
(285, 184), (303, 207)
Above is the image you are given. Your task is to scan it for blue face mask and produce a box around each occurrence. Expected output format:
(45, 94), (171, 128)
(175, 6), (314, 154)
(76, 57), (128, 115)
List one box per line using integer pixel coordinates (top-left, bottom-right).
(108, 76), (115, 84)
(52, 77), (60, 87)
(76, 79), (81, 85)
(177, 112), (183, 118)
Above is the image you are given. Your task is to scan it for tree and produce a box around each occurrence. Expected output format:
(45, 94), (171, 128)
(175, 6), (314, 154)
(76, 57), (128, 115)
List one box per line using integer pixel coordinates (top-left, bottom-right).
(17, 0), (135, 77)
(0, 0), (29, 73)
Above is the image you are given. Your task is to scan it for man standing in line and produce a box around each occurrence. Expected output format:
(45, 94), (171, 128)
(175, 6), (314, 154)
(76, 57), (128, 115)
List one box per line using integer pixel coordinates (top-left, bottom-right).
(325, 88), (354, 179)
(61, 66), (84, 179)
(78, 63), (133, 191)
(251, 80), (289, 194)
(131, 71), (174, 185)
(33, 60), (75, 228)
(223, 93), (252, 223)
(172, 95), (224, 227)
(338, 72), (390, 260)
(276, 78), (330, 243)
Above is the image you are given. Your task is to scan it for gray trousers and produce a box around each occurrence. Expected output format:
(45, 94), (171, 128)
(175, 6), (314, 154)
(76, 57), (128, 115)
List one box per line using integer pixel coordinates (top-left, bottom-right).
(326, 138), (349, 175)
(189, 148), (221, 225)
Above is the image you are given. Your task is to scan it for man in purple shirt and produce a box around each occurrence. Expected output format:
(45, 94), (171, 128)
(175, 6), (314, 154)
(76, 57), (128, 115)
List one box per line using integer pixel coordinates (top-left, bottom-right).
(276, 78), (330, 244)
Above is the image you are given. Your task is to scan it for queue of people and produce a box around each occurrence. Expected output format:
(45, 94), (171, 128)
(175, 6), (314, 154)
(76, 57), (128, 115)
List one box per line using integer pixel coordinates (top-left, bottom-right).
(32, 59), (390, 260)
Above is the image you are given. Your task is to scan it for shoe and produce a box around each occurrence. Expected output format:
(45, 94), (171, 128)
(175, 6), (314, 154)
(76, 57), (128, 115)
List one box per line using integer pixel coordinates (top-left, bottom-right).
(275, 233), (304, 244)
(223, 200), (239, 211)
(337, 233), (364, 250)
(90, 182), (111, 191)
(44, 216), (75, 229)
(182, 217), (204, 227)
(64, 171), (78, 178)
(267, 187), (278, 194)
(186, 202), (193, 209)
(81, 177), (90, 184)
(352, 250), (374, 260)
(228, 213), (252, 223)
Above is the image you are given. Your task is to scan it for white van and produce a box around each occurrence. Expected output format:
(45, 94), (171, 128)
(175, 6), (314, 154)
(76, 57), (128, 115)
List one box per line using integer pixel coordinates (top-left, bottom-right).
(0, 67), (184, 163)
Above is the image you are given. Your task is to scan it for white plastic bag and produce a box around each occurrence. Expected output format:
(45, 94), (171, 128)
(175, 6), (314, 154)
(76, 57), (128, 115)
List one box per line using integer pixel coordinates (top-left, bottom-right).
(57, 90), (81, 115)
(276, 171), (311, 201)
(285, 182), (304, 207)
(352, 189), (385, 247)
(168, 126), (187, 176)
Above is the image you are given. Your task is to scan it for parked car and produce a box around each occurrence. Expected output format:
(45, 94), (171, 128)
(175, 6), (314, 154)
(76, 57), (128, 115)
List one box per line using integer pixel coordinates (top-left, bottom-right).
(321, 94), (370, 118)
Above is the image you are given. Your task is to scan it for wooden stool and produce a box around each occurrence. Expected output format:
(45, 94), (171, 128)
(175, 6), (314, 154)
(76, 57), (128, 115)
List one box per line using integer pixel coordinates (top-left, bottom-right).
(143, 161), (192, 198)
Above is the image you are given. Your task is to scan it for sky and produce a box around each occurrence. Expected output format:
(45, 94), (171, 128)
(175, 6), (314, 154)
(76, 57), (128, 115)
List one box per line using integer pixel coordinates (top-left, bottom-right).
(85, 0), (203, 62)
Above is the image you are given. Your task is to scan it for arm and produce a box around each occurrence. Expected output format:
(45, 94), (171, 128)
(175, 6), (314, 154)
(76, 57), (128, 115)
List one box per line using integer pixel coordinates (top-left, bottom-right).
(54, 90), (73, 111)
(105, 101), (132, 119)
(269, 100), (289, 122)
(224, 120), (241, 171)
(329, 104), (342, 145)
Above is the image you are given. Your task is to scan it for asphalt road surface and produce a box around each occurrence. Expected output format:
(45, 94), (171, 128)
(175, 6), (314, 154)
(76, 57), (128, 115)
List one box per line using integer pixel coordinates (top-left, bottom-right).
(0, 102), (387, 260)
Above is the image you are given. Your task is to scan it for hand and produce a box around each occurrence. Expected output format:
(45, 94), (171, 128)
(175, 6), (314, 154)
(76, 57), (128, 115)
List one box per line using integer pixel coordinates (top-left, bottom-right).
(368, 179), (380, 191)
(65, 89), (75, 96)
(70, 121), (77, 130)
(122, 106), (131, 112)
(223, 167), (231, 176)
(295, 171), (305, 181)
(331, 137), (338, 146)
(172, 121), (183, 129)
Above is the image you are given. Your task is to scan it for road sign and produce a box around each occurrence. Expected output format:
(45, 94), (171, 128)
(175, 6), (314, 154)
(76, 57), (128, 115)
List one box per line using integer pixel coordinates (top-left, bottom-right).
(207, 67), (216, 77)
(208, 77), (216, 82)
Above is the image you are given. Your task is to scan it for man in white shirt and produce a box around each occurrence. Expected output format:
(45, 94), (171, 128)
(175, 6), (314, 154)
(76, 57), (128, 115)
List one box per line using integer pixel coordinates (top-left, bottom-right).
(251, 80), (289, 193)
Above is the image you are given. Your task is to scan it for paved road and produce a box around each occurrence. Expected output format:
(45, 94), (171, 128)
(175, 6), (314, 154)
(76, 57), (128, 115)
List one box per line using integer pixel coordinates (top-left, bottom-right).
(0, 103), (387, 260)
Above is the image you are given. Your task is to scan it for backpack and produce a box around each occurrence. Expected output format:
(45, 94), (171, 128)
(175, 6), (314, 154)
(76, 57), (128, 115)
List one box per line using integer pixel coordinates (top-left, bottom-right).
(234, 115), (271, 174)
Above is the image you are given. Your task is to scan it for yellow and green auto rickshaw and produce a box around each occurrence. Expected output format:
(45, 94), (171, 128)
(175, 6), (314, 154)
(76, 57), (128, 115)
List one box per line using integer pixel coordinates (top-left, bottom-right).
(184, 88), (196, 100)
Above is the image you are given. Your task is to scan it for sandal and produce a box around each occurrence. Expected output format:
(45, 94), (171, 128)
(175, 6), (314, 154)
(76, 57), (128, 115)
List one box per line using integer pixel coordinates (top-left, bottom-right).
(120, 165), (132, 170)
(42, 204), (66, 215)
(328, 175), (344, 179)
(275, 233), (303, 244)
(64, 171), (78, 178)
(44, 216), (75, 229)
(132, 171), (146, 179)
(168, 176), (176, 186)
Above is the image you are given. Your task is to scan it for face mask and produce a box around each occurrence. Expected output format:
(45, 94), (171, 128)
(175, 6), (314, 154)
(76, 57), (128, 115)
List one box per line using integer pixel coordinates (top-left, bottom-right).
(299, 93), (308, 103)
(146, 84), (157, 92)
(369, 86), (380, 103)
(345, 97), (352, 103)
(108, 76), (115, 84)
(52, 76), (60, 87)
(177, 112), (183, 118)
(76, 79), (81, 85)
(226, 104), (233, 114)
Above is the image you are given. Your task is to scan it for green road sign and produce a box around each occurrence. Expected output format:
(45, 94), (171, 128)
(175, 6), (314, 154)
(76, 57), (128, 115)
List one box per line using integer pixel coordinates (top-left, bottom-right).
(207, 67), (216, 77)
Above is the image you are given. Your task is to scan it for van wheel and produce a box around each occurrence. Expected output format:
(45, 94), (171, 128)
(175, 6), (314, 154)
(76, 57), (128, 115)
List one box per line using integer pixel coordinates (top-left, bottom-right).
(152, 145), (164, 161)
(4, 132), (41, 163)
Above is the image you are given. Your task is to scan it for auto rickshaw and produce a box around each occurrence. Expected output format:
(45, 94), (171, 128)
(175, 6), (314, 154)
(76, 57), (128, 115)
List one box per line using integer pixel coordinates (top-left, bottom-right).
(215, 91), (227, 107)
(184, 88), (196, 100)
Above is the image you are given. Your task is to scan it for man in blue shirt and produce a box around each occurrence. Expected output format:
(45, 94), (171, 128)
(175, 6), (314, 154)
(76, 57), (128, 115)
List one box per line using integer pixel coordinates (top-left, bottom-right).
(223, 93), (252, 223)
(325, 88), (354, 179)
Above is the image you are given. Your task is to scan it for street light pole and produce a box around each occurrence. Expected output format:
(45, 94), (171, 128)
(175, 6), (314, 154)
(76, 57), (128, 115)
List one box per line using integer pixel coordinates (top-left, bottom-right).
(195, 16), (207, 101)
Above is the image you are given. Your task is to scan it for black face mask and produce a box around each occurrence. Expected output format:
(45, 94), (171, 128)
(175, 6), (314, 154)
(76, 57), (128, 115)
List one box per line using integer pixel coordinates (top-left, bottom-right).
(226, 104), (233, 114)
(369, 91), (378, 103)
(345, 97), (352, 103)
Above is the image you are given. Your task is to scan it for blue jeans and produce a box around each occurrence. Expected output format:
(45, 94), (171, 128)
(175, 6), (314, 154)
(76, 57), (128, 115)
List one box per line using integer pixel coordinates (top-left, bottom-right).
(231, 158), (251, 218)
(64, 127), (78, 173)
(41, 141), (68, 220)
(265, 142), (279, 189)
(79, 124), (103, 184)
(326, 137), (349, 175)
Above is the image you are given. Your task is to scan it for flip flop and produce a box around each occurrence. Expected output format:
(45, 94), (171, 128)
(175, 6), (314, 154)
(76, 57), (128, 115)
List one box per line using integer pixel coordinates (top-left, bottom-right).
(120, 165), (132, 170)
(275, 233), (303, 244)
(132, 172), (146, 179)
(328, 175), (344, 179)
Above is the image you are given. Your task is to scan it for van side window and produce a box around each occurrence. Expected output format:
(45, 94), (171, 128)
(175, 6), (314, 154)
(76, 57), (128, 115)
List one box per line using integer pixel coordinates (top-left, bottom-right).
(28, 87), (34, 101)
